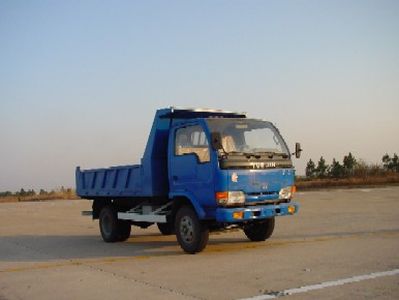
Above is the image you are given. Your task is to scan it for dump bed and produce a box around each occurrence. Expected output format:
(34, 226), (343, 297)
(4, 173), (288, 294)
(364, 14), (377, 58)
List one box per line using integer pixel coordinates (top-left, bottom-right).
(76, 108), (172, 199)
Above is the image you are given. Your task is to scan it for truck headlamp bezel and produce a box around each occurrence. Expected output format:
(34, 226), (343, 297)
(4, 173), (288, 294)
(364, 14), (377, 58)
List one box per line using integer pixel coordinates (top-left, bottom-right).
(216, 191), (245, 206)
(279, 186), (295, 200)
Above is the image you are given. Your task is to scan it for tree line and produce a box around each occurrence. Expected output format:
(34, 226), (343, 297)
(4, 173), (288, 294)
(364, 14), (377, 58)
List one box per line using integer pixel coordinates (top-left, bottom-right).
(0, 187), (73, 198)
(305, 153), (399, 179)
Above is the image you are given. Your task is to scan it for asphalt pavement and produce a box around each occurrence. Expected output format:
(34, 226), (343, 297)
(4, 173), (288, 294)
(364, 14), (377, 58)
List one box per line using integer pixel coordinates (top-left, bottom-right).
(1, 186), (398, 299)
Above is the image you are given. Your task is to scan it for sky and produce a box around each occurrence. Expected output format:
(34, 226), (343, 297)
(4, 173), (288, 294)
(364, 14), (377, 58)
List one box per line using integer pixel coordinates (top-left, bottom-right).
(0, 0), (398, 191)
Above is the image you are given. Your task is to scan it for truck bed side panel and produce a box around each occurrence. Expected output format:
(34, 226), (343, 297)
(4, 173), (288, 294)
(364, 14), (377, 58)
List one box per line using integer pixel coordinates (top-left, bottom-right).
(76, 165), (143, 198)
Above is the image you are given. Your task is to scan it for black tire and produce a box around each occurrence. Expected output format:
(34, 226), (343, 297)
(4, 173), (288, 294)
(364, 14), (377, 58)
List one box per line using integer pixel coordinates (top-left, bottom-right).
(118, 221), (131, 241)
(99, 205), (131, 243)
(175, 206), (209, 254)
(243, 217), (275, 242)
(157, 222), (174, 235)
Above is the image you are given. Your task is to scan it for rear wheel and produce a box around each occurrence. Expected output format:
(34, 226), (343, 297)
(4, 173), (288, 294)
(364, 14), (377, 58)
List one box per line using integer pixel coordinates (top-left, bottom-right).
(175, 206), (209, 254)
(157, 222), (174, 235)
(243, 217), (275, 242)
(118, 221), (131, 241)
(99, 205), (131, 242)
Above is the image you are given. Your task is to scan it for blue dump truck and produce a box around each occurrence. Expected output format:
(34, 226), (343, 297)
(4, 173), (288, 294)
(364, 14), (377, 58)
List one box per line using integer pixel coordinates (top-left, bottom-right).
(76, 107), (301, 253)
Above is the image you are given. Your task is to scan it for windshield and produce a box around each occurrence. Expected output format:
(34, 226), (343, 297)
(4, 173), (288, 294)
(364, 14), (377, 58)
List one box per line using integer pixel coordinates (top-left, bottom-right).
(206, 119), (289, 156)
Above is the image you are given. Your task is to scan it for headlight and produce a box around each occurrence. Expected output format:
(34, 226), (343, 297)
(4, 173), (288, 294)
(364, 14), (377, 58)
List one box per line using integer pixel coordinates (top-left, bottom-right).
(279, 186), (296, 200)
(215, 191), (245, 206)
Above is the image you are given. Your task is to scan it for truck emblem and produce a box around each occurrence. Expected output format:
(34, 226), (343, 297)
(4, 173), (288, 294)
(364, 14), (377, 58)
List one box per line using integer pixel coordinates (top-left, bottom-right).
(231, 172), (238, 182)
(250, 162), (276, 169)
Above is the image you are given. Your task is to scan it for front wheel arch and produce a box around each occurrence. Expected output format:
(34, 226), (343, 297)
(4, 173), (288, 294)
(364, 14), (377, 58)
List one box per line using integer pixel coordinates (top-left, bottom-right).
(170, 194), (206, 221)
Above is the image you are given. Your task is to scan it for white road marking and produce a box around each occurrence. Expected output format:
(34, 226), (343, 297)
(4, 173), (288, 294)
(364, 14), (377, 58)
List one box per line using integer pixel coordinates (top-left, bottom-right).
(239, 269), (399, 300)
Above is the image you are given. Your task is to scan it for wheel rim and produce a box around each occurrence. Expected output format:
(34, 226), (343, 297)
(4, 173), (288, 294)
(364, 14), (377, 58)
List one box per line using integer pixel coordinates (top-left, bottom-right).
(102, 213), (112, 236)
(180, 216), (194, 244)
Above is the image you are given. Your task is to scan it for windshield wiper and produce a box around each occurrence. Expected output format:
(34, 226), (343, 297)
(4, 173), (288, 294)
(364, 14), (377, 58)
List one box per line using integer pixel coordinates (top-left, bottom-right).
(272, 152), (289, 159)
(227, 151), (261, 159)
(225, 151), (288, 159)
(227, 151), (244, 155)
(251, 151), (289, 159)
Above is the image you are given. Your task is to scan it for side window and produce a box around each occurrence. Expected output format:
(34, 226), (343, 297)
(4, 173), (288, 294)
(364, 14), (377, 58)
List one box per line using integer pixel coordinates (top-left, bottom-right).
(175, 125), (210, 163)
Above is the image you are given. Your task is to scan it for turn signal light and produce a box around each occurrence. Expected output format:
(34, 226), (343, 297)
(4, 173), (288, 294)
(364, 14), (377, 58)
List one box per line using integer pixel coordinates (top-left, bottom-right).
(291, 186), (297, 194)
(216, 191), (229, 200)
(288, 205), (296, 214)
(233, 211), (244, 219)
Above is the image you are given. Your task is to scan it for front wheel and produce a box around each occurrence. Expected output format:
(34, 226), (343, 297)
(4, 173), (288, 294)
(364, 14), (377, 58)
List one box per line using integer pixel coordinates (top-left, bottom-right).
(175, 206), (209, 254)
(243, 217), (275, 242)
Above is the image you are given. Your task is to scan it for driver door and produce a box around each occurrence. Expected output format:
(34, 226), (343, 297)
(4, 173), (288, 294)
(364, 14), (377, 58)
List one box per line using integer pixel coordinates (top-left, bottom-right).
(169, 124), (214, 207)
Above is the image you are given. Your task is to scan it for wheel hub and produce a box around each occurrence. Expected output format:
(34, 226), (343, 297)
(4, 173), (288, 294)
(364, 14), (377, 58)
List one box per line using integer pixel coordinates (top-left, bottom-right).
(180, 216), (194, 243)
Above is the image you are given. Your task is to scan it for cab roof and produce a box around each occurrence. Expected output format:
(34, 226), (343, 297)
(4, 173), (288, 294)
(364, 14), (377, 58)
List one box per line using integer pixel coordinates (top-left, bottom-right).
(159, 107), (247, 119)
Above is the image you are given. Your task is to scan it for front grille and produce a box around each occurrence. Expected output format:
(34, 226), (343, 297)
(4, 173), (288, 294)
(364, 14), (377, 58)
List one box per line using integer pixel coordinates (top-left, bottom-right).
(246, 191), (278, 196)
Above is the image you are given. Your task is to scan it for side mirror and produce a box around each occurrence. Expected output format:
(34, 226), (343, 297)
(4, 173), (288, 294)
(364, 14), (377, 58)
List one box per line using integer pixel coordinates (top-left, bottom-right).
(211, 132), (223, 150)
(294, 142), (302, 158)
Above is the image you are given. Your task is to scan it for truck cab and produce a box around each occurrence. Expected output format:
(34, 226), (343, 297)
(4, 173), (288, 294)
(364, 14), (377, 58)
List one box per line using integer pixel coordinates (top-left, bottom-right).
(76, 108), (300, 253)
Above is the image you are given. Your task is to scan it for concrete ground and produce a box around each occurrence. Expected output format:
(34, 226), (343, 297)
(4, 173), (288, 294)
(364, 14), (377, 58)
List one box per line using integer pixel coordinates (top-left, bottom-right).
(0, 187), (398, 300)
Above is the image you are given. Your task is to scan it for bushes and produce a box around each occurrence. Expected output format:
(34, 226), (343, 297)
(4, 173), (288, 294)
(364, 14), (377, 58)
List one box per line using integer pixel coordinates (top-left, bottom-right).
(299, 153), (399, 189)
(382, 153), (399, 172)
(305, 152), (399, 180)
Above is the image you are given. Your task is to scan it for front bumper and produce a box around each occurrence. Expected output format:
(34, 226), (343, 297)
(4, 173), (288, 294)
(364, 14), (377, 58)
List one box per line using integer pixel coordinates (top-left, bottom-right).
(215, 202), (299, 223)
